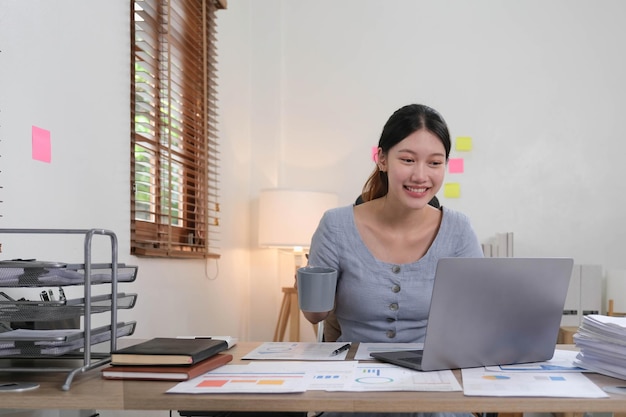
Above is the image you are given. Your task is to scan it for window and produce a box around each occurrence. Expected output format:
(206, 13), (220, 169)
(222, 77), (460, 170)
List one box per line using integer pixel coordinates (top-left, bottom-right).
(131, 0), (225, 258)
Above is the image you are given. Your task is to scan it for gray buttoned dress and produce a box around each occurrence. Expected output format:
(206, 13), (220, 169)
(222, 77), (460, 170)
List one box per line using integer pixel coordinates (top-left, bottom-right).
(307, 205), (484, 417)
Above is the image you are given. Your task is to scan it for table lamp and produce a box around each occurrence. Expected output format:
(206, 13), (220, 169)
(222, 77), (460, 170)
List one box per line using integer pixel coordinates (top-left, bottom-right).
(258, 189), (338, 342)
(258, 189), (338, 268)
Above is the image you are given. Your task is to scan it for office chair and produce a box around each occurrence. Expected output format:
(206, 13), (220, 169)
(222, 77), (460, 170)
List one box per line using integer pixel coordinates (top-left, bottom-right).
(354, 194), (440, 208)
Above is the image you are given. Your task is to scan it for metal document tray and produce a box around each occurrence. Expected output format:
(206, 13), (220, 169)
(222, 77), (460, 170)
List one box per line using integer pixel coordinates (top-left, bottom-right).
(0, 321), (136, 357)
(0, 262), (138, 287)
(0, 293), (137, 322)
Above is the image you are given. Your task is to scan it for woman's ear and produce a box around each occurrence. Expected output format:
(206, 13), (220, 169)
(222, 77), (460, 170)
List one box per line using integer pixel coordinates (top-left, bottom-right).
(377, 148), (387, 172)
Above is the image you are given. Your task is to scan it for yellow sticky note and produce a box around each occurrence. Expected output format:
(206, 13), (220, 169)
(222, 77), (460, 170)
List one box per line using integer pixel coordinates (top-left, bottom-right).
(444, 183), (461, 198)
(455, 136), (472, 151)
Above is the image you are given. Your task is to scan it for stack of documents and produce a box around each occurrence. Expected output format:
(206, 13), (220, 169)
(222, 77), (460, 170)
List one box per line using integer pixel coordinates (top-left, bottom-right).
(573, 314), (626, 379)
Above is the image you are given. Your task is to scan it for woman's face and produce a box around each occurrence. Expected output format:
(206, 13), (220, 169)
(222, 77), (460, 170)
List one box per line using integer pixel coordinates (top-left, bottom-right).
(378, 129), (446, 209)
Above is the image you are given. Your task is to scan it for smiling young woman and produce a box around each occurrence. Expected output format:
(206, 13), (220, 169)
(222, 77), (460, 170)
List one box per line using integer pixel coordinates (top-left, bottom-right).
(301, 104), (483, 417)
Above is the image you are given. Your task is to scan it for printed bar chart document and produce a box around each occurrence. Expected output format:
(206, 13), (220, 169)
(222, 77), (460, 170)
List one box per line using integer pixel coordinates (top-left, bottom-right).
(167, 361), (313, 394)
(461, 367), (608, 398)
(329, 362), (461, 392)
(484, 349), (585, 372)
(167, 361), (462, 394)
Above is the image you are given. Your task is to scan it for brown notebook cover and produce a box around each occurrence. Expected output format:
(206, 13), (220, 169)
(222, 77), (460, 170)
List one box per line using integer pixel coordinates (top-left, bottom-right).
(111, 338), (229, 365)
(102, 353), (233, 380)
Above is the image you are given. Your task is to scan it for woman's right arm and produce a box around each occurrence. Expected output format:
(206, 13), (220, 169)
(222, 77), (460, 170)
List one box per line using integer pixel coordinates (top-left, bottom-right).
(301, 209), (340, 324)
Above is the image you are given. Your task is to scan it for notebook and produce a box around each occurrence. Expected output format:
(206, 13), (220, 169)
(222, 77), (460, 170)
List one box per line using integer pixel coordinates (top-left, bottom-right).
(111, 337), (228, 365)
(370, 257), (573, 371)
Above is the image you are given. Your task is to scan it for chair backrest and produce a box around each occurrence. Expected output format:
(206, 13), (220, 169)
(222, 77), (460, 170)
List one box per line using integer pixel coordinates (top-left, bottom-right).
(355, 194), (440, 208)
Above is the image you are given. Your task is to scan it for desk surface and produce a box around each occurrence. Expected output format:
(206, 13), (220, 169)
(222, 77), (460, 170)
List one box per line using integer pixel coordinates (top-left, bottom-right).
(2, 342), (626, 413)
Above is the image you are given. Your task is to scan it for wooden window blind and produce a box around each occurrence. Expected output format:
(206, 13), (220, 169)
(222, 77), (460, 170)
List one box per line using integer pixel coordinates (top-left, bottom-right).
(131, 0), (226, 258)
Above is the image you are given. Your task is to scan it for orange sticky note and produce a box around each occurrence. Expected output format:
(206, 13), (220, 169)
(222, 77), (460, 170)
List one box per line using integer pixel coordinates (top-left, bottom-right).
(32, 126), (51, 163)
(448, 158), (464, 174)
(455, 136), (472, 151)
(444, 183), (461, 198)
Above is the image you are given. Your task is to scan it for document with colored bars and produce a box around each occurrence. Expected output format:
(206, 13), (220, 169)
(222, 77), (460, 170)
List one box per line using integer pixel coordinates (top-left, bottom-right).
(167, 360), (461, 394)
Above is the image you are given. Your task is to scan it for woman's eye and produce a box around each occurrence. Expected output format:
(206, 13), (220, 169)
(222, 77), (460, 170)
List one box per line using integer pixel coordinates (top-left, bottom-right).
(401, 158), (414, 163)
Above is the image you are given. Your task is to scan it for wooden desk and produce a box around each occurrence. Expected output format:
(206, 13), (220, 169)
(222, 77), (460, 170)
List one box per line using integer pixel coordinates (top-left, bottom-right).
(0, 363), (124, 410)
(3, 342), (626, 414)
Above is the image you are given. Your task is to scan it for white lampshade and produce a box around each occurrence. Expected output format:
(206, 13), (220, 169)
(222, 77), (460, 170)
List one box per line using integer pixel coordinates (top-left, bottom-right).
(258, 189), (338, 249)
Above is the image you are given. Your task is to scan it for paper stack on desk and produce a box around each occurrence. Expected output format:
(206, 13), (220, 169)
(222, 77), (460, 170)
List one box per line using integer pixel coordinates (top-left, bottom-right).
(573, 314), (626, 380)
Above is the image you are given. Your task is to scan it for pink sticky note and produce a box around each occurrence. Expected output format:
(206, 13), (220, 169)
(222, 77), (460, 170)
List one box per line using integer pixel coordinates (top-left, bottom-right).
(448, 158), (464, 174)
(371, 146), (379, 163)
(32, 126), (51, 163)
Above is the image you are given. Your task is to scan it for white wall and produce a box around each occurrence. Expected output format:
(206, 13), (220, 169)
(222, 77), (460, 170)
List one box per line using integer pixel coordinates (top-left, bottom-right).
(274, 0), (626, 268)
(223, 0), (626, 337)
(1, 0), (626, 360)
(0, 0), (253, 345)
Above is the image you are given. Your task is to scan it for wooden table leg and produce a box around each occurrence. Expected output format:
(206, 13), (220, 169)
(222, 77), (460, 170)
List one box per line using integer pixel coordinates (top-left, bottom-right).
(274, 287), (300, 342)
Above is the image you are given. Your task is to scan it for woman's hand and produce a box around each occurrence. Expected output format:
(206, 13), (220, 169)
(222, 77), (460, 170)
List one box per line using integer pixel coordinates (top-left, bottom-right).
(295, 270), (332, 324)
(302, 310), (330, 324)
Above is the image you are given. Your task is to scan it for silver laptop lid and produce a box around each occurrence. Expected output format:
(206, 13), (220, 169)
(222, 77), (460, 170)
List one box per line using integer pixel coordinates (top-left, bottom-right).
(420, 257), (573, 371)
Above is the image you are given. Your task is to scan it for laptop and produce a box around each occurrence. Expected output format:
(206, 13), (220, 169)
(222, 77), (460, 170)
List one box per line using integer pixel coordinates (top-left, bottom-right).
(370, 257), (573, 371)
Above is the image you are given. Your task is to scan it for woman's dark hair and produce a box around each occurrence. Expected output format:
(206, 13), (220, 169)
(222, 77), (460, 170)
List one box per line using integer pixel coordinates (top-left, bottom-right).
(360, 104), (451, 202)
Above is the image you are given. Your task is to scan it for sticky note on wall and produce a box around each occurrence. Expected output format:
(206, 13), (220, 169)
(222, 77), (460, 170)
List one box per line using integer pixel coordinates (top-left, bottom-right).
(448, 158), (464, 174)
(455, 136), (472, 151)
(32, 126), (51, 163)
(444, 183), (461, 198)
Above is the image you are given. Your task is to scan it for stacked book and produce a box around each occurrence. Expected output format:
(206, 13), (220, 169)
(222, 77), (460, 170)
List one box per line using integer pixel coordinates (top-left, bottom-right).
(573, 314), (626, 379)
(102, 337), (234, 381)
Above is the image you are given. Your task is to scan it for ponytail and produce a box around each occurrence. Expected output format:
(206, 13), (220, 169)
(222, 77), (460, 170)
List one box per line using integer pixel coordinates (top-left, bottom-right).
(360, 169), (387, 202)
